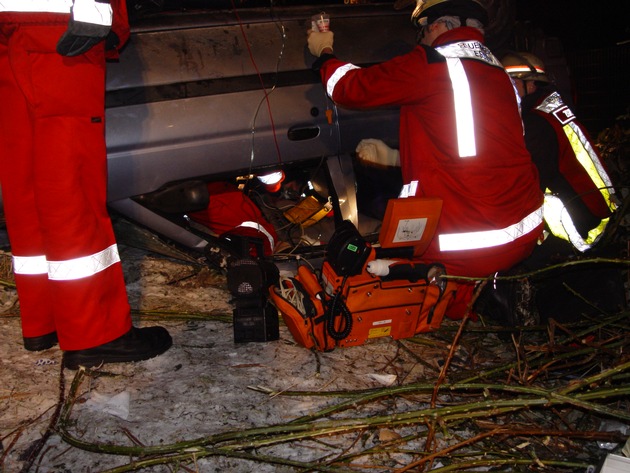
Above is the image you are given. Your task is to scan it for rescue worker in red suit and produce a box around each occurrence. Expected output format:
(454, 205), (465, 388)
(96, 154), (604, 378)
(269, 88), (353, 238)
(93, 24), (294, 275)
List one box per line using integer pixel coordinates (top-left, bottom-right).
(502, 52), (617, 253)
(497, 52), (623, 324)
(307, 0), (544, 320)
(0, 0), (172, 369)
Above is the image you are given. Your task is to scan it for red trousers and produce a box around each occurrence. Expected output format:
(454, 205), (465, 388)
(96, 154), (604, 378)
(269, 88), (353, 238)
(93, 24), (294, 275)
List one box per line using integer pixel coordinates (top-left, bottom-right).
(0, 16), (131, 350)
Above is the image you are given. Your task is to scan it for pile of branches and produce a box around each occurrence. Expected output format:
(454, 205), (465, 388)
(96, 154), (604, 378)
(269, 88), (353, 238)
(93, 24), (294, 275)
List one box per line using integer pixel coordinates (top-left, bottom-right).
(36, 307), (628, 473)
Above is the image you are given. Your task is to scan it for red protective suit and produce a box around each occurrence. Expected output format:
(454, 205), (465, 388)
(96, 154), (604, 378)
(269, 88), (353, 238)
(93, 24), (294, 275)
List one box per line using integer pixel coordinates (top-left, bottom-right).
(189, 182), (278, 257)
(0, 1), (132, 350)
(318, 27), (544, 318)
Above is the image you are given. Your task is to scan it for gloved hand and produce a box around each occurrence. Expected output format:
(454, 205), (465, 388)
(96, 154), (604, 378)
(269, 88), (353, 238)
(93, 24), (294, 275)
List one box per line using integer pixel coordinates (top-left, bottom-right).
(307, 30), (334, 57)
(355, 139), (401, 167)
(57, 0), (113, 57)
(366, 259), (397, 277)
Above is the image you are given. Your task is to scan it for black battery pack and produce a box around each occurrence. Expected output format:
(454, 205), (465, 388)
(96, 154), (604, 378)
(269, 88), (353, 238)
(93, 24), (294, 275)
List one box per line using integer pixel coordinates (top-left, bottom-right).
(232, 299), (279, 343)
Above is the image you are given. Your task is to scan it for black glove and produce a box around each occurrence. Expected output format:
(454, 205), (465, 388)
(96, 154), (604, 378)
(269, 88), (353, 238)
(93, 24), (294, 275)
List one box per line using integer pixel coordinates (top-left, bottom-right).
(57, 0), (113, 57)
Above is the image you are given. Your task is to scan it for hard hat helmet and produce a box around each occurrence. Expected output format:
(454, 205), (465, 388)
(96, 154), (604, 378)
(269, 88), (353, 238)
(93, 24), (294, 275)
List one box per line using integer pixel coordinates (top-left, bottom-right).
(502, 52), (550, 83)
(411, 0), (488, 28)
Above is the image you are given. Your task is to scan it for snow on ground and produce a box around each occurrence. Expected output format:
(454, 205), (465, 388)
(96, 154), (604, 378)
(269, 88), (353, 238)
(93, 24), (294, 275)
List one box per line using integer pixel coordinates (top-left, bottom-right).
(1, 235), (628, 472)
(0, 244), (467, 472)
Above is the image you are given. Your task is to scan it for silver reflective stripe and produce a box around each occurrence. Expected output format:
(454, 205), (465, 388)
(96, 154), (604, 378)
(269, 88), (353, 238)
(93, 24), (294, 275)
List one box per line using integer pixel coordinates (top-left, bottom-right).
(47, 244), (121, 281)
(326, 63), (360, 98)
(435, 41), (503, 68)
(237, 221), (275, 250)
(535, 91), (563, 114)
(436, 41), (505, 158)
(12, 255), (48, 275)
(444, 56), (476, 157)
(510, 77), (524, 120)
(0, 0), (72, 13)
(438, 206), (543, 251)
(399, 181), (419, 198)
(72, 0), (112, 27)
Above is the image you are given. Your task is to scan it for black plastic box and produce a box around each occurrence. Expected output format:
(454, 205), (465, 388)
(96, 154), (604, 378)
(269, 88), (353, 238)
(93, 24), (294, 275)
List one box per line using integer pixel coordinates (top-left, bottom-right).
(232, 299), (279, 343)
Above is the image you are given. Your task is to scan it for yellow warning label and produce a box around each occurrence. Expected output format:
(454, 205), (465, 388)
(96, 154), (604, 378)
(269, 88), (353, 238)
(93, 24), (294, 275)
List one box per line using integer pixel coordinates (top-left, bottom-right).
(368, 326), (392, 338)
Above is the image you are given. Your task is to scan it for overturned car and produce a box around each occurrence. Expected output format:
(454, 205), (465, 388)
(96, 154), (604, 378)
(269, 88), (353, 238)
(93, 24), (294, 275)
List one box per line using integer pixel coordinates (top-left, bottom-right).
(105, 1), (420, 262)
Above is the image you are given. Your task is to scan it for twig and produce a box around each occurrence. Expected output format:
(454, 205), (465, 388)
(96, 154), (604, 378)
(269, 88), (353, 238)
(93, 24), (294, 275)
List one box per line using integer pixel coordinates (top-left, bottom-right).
(0, 427), (23, 467)
(46, 307), (629, 472)
(394, 428), (503, 473)
(441, 257), (630, 283)
(430, 316), (470, 407)
(131, 308), (233, 323)
(428, 457), (592, 472)
(0, 278), (16, 288)
(18, 362), (66, 473)
(55, 379), (630, 456)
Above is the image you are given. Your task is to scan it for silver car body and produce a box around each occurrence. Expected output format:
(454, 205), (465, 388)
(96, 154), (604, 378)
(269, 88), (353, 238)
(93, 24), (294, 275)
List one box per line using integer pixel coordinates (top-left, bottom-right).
(105, 4), (415, 252)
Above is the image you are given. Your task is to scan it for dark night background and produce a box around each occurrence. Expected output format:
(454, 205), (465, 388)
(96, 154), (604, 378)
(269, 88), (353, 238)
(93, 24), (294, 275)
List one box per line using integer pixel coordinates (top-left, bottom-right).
(513, 0), (629, 135)
(515, 0), (628, 50)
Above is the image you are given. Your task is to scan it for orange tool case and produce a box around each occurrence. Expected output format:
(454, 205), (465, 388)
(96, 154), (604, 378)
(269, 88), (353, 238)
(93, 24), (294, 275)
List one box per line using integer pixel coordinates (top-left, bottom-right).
(320, 257), (446, 348)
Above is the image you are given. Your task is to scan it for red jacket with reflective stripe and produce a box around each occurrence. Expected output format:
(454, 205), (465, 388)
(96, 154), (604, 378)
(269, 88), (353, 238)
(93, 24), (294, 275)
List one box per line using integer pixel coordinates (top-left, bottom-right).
(0, 0), (129, 58)
(318, 27), (542, 253)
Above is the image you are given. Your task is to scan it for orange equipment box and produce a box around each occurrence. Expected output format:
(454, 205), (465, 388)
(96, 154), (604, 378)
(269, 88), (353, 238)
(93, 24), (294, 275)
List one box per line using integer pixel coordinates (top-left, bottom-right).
(321, 259), (443, 348)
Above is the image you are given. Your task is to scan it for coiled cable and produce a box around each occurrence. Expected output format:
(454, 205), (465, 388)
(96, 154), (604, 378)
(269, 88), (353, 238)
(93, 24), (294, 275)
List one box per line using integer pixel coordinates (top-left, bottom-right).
(325, 276), (353, 340)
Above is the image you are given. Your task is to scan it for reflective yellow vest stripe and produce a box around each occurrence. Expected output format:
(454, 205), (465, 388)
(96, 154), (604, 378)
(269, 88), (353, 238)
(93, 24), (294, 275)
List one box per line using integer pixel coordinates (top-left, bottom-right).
(564, 121), (615, 211)
(536, 92), (616, 251)
(543, 193), (610, 252)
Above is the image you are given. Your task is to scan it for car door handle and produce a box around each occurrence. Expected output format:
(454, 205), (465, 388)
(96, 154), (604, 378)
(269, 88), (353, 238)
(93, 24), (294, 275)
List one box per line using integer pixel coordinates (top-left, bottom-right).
(287, 125), (320, 141)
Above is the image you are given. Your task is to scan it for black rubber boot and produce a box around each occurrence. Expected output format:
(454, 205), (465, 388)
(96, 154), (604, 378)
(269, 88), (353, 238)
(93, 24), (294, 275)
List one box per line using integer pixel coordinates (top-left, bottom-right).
(23, 332), (58, 351)
(63, 326), (172, 370)
(474, 272), (538, 329)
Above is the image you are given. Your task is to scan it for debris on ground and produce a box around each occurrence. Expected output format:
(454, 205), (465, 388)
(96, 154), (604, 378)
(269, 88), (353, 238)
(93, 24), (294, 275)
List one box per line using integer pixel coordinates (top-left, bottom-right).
(1, 244), (628, 472)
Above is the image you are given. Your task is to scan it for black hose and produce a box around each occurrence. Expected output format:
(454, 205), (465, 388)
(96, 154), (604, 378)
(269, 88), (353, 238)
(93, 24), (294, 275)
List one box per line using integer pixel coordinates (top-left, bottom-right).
(325, 276), (353, 341)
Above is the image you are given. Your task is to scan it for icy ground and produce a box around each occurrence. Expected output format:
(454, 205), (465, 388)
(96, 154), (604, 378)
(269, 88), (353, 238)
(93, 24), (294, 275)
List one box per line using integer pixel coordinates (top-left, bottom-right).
(0, 243), (478, 473)
(1, 238), (628, 472)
